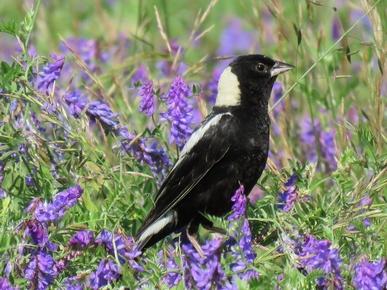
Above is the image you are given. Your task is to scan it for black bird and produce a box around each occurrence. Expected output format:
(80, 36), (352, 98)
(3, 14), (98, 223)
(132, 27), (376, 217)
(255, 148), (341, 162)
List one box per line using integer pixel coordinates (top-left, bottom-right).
(135, 54), (293, 254)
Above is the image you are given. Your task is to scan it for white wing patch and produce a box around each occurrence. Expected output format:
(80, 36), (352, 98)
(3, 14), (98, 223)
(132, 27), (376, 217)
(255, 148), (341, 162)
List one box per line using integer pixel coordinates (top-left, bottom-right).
(215, 66), (241, 107)
(174, 113), (232, 169)
(137, 212), (175, 244)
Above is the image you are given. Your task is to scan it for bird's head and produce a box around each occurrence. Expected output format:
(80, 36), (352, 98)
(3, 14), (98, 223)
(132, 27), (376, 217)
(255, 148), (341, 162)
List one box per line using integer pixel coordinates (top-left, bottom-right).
(215, 54), (294, 107)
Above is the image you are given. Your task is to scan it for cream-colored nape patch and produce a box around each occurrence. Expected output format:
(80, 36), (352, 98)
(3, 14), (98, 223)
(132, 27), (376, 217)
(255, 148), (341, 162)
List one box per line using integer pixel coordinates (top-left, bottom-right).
(215, 66), (241, 107)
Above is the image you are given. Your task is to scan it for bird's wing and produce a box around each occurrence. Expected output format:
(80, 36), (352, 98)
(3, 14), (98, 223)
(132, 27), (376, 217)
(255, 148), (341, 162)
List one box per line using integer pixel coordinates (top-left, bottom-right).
(136, 112), (235, 235)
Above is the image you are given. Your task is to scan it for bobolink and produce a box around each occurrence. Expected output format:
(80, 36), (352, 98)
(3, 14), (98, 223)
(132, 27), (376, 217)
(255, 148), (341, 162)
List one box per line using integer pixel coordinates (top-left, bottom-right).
(135, 54), (293, 254)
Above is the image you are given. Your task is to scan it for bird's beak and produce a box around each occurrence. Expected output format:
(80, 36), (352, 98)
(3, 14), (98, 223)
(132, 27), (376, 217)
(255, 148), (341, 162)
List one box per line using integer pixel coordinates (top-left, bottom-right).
(270, 61), (294, 77)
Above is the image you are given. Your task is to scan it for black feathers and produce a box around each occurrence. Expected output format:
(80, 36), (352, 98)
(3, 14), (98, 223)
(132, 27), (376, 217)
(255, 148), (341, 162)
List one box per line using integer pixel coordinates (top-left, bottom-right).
(135, 54), (293, 251)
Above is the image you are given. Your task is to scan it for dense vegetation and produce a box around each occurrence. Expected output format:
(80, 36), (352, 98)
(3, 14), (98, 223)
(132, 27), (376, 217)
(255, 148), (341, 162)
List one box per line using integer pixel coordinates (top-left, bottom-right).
(0, 0), (385, 289)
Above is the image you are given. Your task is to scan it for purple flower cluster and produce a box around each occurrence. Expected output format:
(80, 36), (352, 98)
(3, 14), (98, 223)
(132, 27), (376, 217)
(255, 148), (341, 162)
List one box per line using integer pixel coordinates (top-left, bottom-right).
(89, 259), (121, 290)
(35, 54), (65, 95)
(95, 229), (143, 272)
(156, 40), (187, 77)
(299, 117), (320, 163)
(62, 87), (170, 182)
(217, 18), (256, 56)
(159, 185), (257, 288)
(331, 17), (342, 41)
(60, 37), (98, 82)
(162, 76), (193, 148)
(229, 219), (258, 282)
(65, 90), (89, 118)
(182, 238), (230, 290)
(277, 174), (298, 212)
(299, 117), (337, 172)
(24, 250), (59, 290)
(87, 100), (120, 130)
(320, 130), (337, 172)
(0, 277), (18, 290)
(226, 186), (258, 283)
(62, 276), (85, 290)
(162, 248), (182, 287)
(272, 82), (284, 118)
(24, 219), (49, 247)
(69, 230), (95, 249)
(33, 185), (83, 223)
(298, 235), (343, 289)
(18, 185), (85, 289)
(228, 185), (246, 221)
(138, 80), (156, 116)
(0, 161), (6, 199)
(131, 64), (149, 85)
(352, 257), (387, 290)
(118, 127), (171, 181)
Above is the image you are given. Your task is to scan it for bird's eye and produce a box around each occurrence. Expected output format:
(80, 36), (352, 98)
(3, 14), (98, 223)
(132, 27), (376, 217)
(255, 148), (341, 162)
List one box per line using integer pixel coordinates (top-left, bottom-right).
(255, 63), (266, 72)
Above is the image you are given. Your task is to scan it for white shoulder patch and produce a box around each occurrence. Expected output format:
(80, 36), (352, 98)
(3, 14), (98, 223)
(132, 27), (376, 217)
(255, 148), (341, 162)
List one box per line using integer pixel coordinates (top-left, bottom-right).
(174, 113), (232, 169)
(137, 212), (175, 244)
(215, 66), (241, 107)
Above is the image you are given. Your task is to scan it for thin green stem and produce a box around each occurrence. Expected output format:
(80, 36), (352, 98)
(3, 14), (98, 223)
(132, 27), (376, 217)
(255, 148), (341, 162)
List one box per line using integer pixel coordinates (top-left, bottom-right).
(24, 0), (41, 51)
(270, 0), (381, 112)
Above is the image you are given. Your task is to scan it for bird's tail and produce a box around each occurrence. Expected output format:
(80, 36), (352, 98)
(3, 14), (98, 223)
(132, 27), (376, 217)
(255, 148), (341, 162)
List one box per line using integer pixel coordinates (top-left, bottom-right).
(135, 211), (178, 251)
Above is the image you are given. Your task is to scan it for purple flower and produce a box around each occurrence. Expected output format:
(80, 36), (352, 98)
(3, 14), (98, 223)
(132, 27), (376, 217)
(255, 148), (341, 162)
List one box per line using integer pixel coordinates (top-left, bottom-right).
(65, 90), (89, 118)
(0, 188), (6, 199)
(61, 38), (97, 72)
(239, 219), (256, 264)
(248, 186), (264, 205)
(298, 235), (343, 289)
(24, 251), (58, 290)
(118, 127), (171, 181)
(299, 117), (320, 163)
(182, 238), (230, 290)
(346, 107), (359, 125)
(36, 54), (64, 95)
(228, 185), (246, 221)
(162, 76), (193, 148)
(162, 249), (182, 287)
(42, 102), (58, 114)
(62, 276), (85, 290)
(228, 219), (258, 282)
(143, 141), (171, 181)
(9, 99), (18, 113)
(131, 64), (149, 84)
(350, 9), (372, 33)
(359, 195), (372, 207)
(331, 17), (341, 41)
(320, 130), (337, 171)
(87, 100), (119, 130)
(299, 117), (337, 172)
(357, 195), (373, 228)
(18, 144), (28, 154)
(352, 258), (387, 290)
(0, 161), (5, 184)
(277, 174), (298, 212)
(0, 277), (17, 290)
(24, 219), (49, 247)
(89, 259), (121, 290)
(95, 230), (143, 272)
(69, 230), (94, 249)
(218, 18), (256, 56)
(272, 82), (284, 119)
(25, 175), (34, 187)
(138, 80), (156, 116)
(34, 185), (83, 223)
(156, 40), (187, 77)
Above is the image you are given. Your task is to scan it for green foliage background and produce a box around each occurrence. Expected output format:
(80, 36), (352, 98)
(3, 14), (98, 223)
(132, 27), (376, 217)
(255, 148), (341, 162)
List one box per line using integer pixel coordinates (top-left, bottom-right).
(0, 0), (386, 289)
